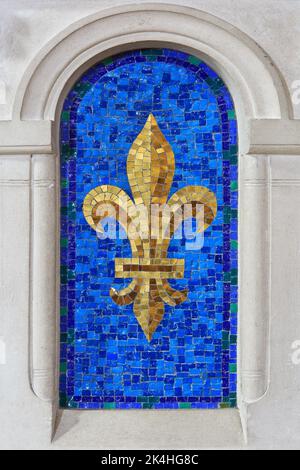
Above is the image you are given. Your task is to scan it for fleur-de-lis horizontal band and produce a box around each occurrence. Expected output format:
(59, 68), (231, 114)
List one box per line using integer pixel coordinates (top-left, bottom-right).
(83, 114), (217, 341)
(115, 258), (185, 279)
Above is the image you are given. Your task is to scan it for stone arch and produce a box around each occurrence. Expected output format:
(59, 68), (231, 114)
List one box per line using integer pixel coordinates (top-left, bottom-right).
(14, 3), (292, 126)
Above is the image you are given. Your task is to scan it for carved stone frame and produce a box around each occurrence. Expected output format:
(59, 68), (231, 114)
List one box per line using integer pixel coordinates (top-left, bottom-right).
(1, 2), (300, 448)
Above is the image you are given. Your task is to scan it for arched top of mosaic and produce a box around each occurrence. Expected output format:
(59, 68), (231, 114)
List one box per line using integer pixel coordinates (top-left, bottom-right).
(64, 47), (234, 113)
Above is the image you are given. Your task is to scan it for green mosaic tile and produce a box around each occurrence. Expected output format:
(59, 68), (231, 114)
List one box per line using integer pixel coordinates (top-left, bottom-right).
(228, 110), (236, 120)
(179, 402), (192, 409)
(103, 402), (116, 409)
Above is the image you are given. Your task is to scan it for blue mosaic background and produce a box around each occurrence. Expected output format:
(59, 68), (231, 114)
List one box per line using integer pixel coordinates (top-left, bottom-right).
(60, 49), (238, 409)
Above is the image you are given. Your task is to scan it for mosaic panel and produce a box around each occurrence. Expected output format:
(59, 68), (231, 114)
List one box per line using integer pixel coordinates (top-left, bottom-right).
(60, 48), (238, 409)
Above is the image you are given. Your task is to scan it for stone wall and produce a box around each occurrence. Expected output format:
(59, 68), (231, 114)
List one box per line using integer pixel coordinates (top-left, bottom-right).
(0, 0), (300, 449)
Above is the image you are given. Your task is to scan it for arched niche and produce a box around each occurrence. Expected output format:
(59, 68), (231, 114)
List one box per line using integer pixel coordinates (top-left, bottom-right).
(58, 47), (238, 411)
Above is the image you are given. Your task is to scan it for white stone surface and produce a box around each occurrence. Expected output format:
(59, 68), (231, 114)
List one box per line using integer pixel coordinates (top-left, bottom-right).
(0, 155), (53, 449)
(240, 155), (271, 404)
(0, 0), (300, 120)
(0, 0), (300, 450)
(247, 155), (300, 450)
(52, 409), (244, 450)
(31, 154), (57, 402)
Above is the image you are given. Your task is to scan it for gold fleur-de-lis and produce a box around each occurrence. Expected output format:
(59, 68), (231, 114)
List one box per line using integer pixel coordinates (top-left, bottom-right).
(83, 114), (217, 341)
